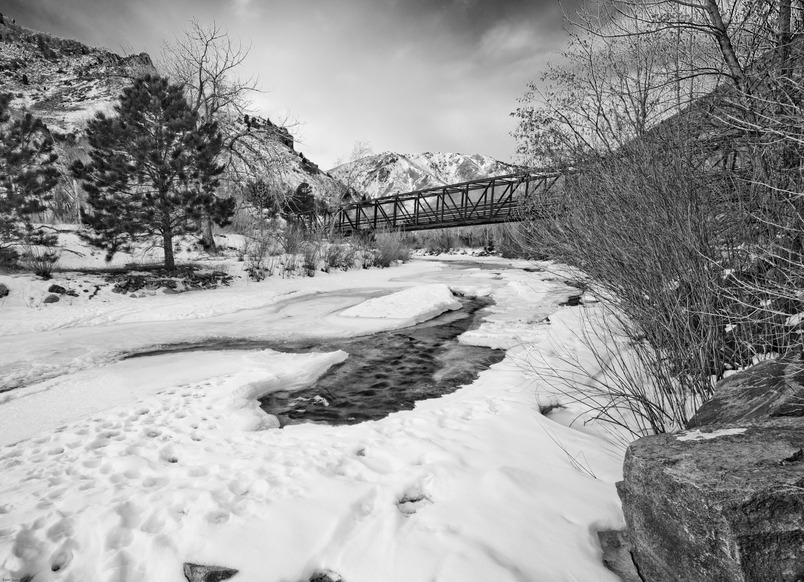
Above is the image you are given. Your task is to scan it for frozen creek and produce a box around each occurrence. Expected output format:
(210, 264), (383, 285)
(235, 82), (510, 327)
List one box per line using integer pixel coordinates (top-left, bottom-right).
(0, 256), (628, 582)
(127, 296), (503, 427)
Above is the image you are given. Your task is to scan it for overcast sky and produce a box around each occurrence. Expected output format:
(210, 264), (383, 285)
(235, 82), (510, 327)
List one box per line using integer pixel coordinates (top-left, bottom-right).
(1, 0), (570, 169)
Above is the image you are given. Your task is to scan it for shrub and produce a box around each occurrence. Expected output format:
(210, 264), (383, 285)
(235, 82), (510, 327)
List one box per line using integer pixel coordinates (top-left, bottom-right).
(372, 228), (410, 268)
(281, 222), (305, 256)
(301, 239), (321, 276)
(21, 244), (60, 279)
(515, 128), (781, 433)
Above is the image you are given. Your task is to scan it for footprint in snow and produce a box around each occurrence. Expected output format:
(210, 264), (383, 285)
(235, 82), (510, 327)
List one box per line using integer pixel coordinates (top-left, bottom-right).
(397, 483), (433, 516)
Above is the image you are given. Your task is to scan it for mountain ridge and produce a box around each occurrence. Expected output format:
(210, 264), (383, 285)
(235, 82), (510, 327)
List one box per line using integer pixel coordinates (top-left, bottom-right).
(329, 151), (523, 200)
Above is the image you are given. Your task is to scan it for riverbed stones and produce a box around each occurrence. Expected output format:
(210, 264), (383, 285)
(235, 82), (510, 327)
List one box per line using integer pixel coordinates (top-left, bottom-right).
(617, 417), (804, 582)
(687, 352), (804, 427)
(43, 294), (60, 303)
(182, 562), (238, 582)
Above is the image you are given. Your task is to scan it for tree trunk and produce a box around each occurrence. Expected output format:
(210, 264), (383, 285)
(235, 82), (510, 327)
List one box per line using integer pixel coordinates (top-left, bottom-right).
(200, 213), (217, 253)
(702, 0), (747, 95)
(162, 228), (175, 273)
(778, 0), (793, 78)
(72, 179), (82, 225)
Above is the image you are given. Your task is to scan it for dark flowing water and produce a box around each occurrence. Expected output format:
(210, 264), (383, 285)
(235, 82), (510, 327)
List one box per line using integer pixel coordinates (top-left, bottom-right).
(126, 296), (504, 426)
(260, 297), (504, 426)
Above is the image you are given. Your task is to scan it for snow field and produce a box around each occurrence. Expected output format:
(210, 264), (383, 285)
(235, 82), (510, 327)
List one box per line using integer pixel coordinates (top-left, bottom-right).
(0, 254), (628, 582)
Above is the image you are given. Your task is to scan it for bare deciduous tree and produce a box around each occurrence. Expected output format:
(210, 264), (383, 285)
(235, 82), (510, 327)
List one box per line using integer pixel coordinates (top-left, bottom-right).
(333, 140), (374, 202)
(161, 19), (294, 251)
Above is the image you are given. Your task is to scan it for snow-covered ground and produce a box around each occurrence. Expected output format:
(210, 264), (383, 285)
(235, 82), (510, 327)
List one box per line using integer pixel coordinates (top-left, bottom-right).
(0, 243), (629, 582)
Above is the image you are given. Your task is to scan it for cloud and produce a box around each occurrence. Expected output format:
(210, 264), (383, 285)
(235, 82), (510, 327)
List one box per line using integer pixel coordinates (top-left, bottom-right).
(230, 0), (257, 18)
(480, 21), (546, 61)
(2, 0), (568, 168)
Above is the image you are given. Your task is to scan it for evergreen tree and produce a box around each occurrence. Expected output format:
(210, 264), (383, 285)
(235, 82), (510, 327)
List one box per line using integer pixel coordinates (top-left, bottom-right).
(0, 93), (59, 263)
(74, 75), (233, 272)
(282, 182), (316, 216)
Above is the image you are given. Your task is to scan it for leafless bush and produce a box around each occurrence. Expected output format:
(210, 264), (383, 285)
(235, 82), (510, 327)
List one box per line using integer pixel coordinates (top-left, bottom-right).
(418, 230), (457, 254)
(281, 222), (305, 256)
(524, 304), (708, 441)
(21, 244), (60, 279)
(322, 237), (356, 272)
(372, 228), (410, 268)
(515, 131), (782, 431)
(301, 238), (322, 277)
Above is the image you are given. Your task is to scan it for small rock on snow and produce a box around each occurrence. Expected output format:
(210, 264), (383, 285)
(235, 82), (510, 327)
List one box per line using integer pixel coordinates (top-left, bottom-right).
(182, 562), (239, 582)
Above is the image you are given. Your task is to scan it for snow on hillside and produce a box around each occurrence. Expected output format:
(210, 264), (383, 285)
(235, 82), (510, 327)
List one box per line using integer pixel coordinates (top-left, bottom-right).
(329, 152), (523, 199)
(0, 18), (155, 135)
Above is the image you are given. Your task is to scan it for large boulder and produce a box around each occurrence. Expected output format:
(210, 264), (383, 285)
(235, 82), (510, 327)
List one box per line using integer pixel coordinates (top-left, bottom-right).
(617, 418), (804, 582)
(688, 353), (804, 427)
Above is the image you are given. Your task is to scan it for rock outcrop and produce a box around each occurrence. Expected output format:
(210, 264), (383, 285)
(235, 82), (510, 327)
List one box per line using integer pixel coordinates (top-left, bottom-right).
(618, 417), (804, 582)
(688, 352), (804, 427)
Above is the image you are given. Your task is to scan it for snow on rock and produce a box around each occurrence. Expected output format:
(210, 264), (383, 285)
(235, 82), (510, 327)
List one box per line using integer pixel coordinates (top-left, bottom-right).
(338, 284), (461, 322)
(676, 428), (748, 442)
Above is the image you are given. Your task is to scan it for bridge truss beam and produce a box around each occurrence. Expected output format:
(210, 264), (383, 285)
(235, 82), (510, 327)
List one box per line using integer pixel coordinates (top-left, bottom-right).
(305, 170), (564, 235)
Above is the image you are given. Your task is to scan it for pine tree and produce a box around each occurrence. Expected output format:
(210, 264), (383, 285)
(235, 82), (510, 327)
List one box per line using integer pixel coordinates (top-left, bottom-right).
(0, 93), (59, 264)
(74, 75), (233, 272)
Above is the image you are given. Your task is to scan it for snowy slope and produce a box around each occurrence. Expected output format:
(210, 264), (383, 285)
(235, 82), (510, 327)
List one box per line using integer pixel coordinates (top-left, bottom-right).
(329, 152), (523, 199)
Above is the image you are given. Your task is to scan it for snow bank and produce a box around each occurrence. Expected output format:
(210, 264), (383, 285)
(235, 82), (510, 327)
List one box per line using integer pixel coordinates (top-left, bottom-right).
(0, 255), (628, 582)
(338, 283), (461, 322)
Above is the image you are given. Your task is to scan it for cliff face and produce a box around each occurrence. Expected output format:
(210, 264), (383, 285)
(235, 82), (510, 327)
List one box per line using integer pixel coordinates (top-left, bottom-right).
(0, 18), (156, 136)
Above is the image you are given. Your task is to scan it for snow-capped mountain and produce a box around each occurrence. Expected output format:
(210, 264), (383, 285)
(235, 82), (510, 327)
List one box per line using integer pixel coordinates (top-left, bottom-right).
(329, 152), (523, 200)
(0, 16), (341, 204)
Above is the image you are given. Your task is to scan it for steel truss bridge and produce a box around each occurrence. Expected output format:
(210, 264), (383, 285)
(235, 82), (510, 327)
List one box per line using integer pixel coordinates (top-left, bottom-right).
(302, 170), (566, 235)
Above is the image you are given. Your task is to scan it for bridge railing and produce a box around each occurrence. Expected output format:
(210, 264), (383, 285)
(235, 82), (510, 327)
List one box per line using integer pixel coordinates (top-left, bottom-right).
(307, 169), (563, 234)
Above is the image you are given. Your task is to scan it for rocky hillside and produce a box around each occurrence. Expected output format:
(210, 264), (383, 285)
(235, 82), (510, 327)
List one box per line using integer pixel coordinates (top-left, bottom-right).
(329, 152), (523, 200)
(0, 16), (343, 209)
(0, 16), (155, 136)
